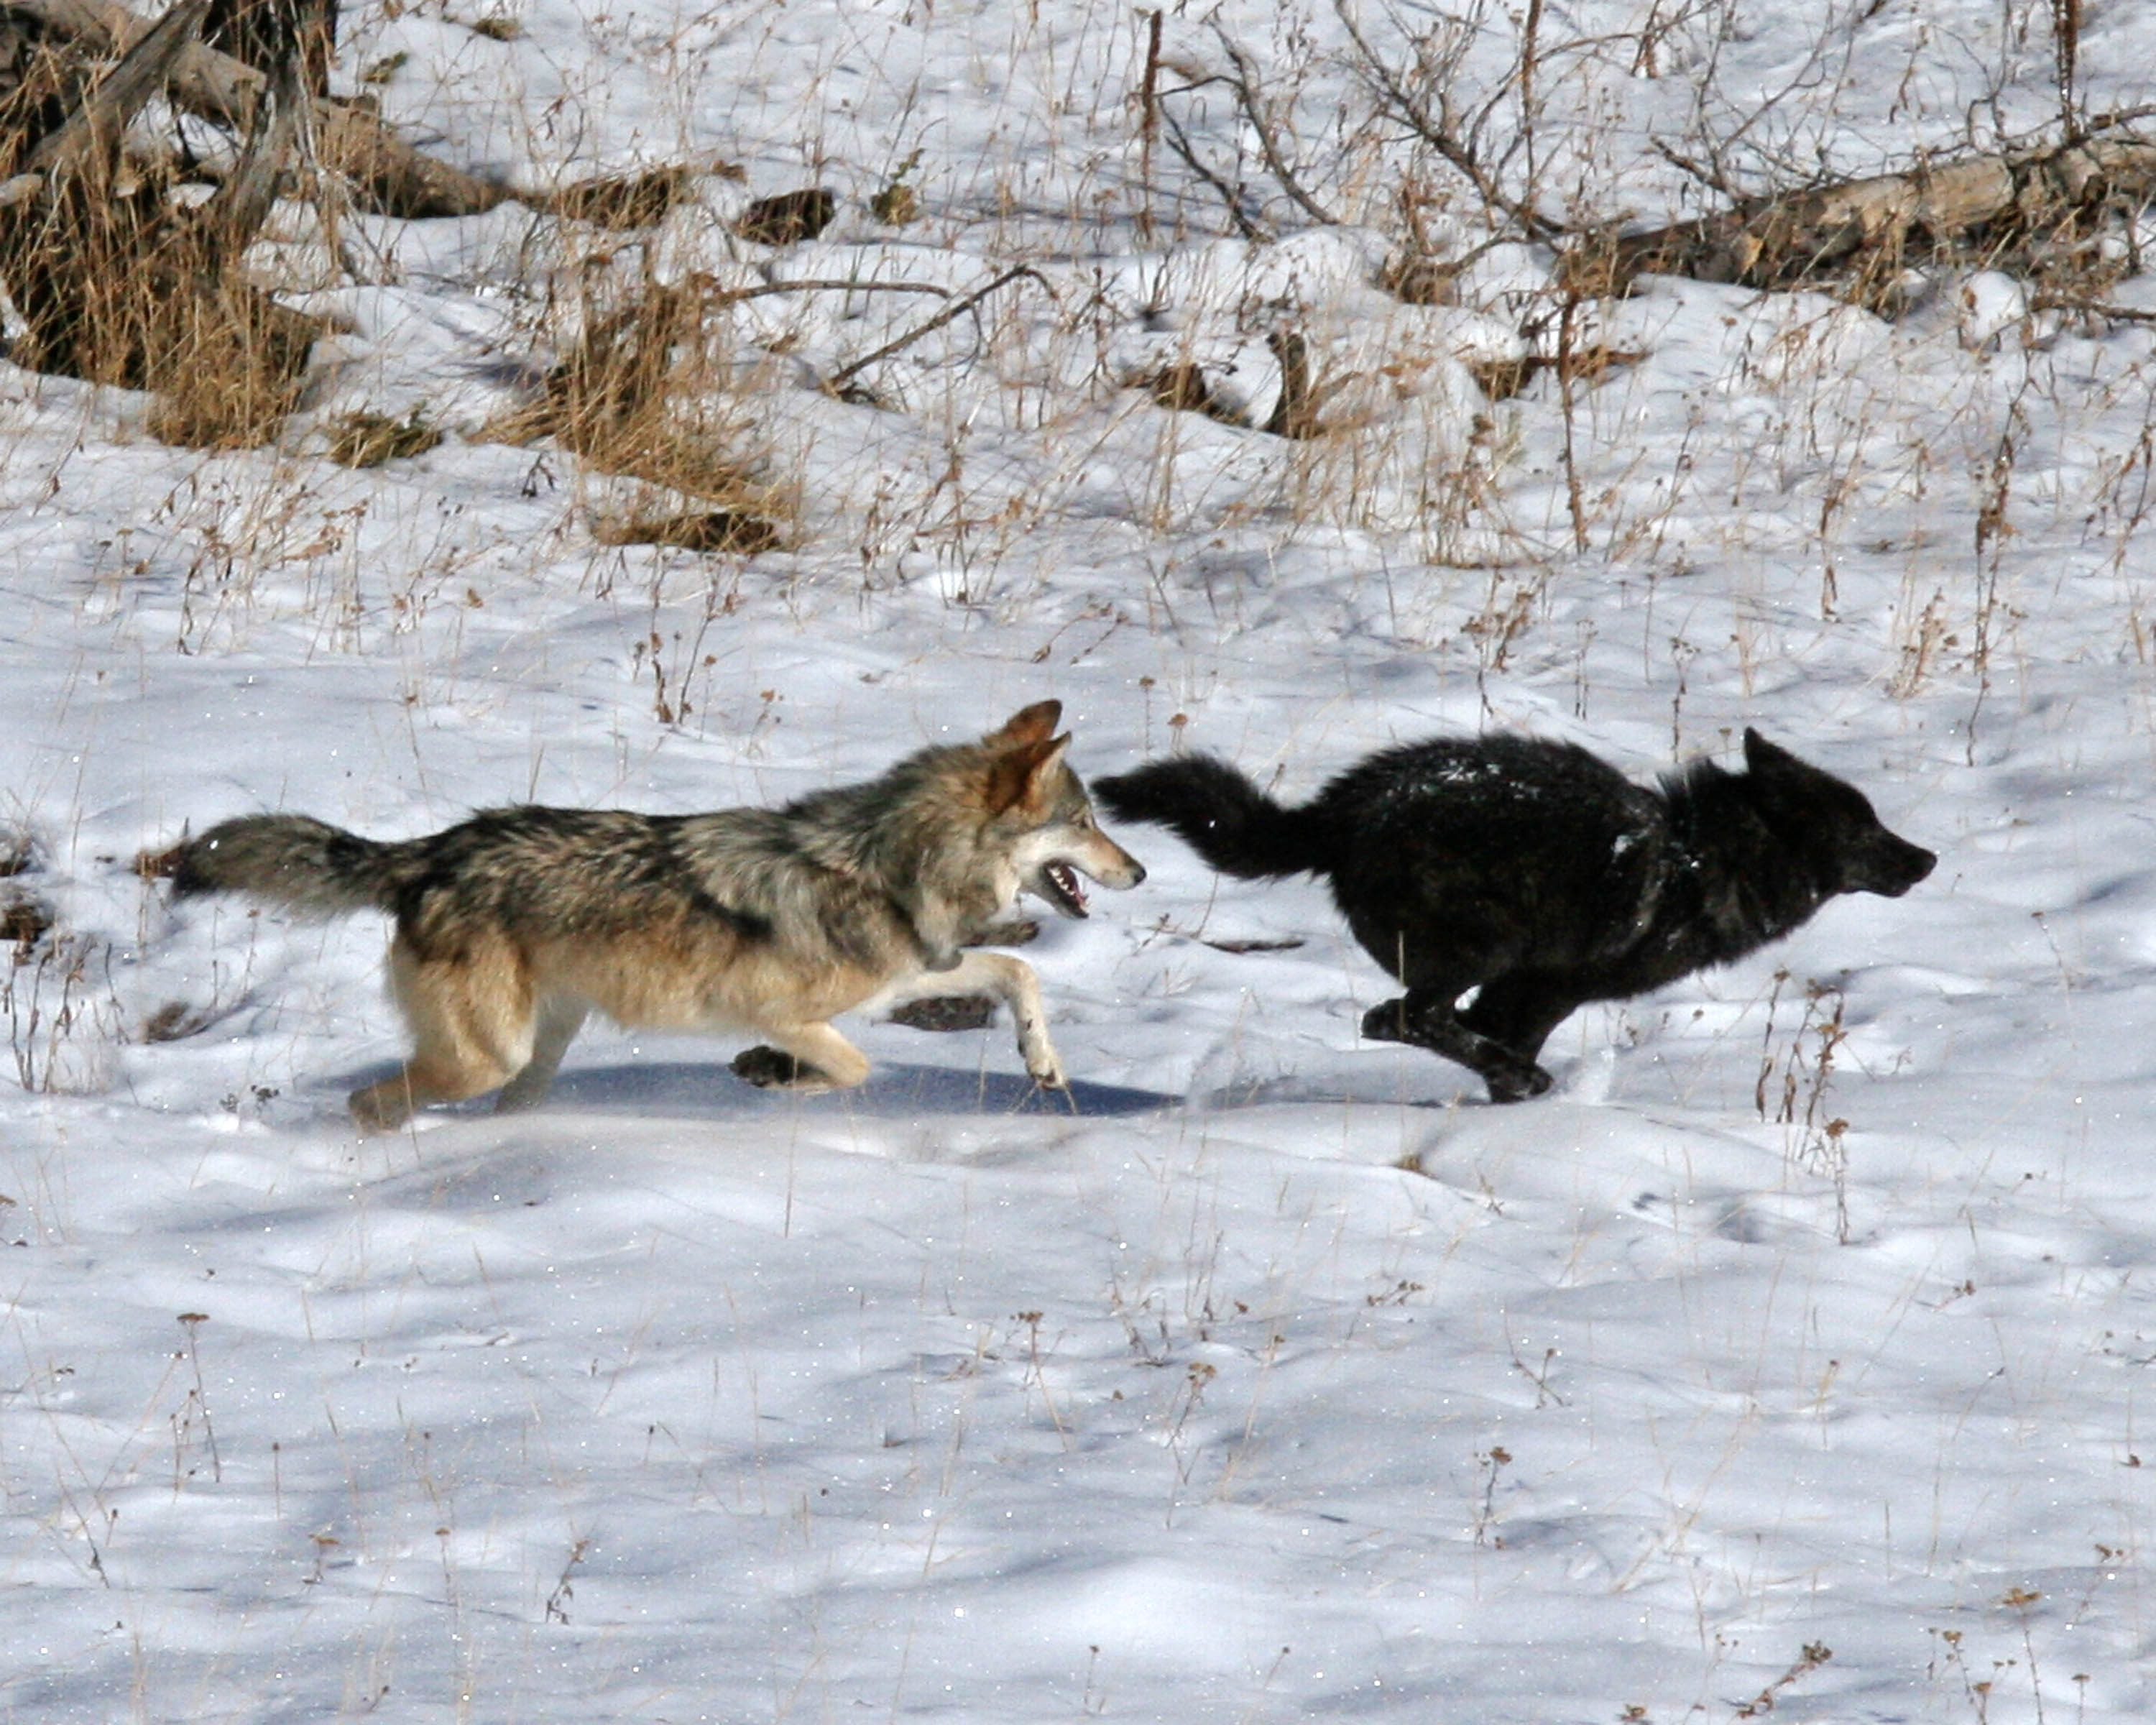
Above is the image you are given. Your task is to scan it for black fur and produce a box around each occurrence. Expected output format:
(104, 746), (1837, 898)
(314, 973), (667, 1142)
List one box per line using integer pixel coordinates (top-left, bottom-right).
(1097, 729), (1935, 1103)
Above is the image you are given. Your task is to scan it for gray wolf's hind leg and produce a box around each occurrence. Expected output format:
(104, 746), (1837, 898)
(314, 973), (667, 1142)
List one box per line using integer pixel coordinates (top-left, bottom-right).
(732, 1046), (821, 1087)
(731, 1023), (873, 1092)
(1361, 987), (1554, 1103)
(494, 999), (591, 1114)
(351, 1053), (508, 1133)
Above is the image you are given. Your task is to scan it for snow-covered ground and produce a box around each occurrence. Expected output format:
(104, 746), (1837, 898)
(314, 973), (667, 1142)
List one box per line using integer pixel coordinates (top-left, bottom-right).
(6, 1), (2156, 1718)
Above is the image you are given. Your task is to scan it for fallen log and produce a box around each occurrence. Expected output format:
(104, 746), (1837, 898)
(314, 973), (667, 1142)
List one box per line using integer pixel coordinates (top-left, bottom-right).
(9, 0), (515, 216)
(1571, 128), (2156, 295)
(0, 0), (319, 438)
(13, 0), (745, 224)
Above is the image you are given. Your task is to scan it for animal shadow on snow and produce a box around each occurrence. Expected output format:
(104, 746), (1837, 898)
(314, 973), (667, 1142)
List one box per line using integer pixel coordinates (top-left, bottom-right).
(331, 1057), (1172, 1121)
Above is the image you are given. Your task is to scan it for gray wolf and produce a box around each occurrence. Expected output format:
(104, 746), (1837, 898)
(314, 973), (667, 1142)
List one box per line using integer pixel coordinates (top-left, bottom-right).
(1097, 728), (1932, 1103)
(172, 702), (1145, 1131)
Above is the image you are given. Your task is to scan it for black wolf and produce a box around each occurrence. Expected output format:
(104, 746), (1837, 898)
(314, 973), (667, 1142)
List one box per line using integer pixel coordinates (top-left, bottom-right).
(1097, 729), (1933, 1102)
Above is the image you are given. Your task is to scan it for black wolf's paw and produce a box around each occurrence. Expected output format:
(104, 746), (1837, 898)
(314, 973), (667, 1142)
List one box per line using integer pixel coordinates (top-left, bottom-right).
(1483, 1062), (1554, 1104)
(888, 993), (998, 1033)
(732, 1046), (827, 1089)
(1360, 998), (1413, 1044)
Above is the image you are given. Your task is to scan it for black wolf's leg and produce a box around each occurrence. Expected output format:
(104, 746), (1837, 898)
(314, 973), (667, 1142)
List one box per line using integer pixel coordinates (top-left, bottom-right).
(1457, 978), (1577, 1072)
(1361, 987), (1553, 1103)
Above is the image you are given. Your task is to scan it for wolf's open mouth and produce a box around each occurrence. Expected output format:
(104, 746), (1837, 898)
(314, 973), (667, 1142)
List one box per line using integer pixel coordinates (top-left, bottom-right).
(1038, 860), (1089, 917)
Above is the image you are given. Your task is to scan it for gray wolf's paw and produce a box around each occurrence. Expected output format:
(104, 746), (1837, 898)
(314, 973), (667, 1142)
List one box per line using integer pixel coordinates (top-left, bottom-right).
(1026, 1048), (1070, 1090)
(969, 918), (1040, 947)
(731, 1046), (831, 1090)
(348, 1080), (415, 1135)
(888, 993), (998, 1033)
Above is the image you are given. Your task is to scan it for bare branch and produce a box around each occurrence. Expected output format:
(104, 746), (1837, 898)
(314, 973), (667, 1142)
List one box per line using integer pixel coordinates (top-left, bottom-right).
(1153, 95), (1268, 242)
(827, 266), (1054, 389)
(1332, 0), (1566, 240)
(1210, 25), (1340, 228)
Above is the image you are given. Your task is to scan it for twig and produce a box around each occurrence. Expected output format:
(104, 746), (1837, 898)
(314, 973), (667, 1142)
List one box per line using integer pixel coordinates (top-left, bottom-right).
(711, 277), (951, 307)
(1210, 24), (1340, 227)
(1153, 95), (1268, 242)
(1332, 0), (1566, 240)
(1135, 8), (1163, 241)
(826, 265), (1052, 387)
(1651, 136), (1745, 201)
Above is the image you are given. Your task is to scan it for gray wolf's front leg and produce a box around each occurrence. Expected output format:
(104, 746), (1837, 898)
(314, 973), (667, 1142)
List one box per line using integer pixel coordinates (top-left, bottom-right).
(874, 951), (1067, 1088)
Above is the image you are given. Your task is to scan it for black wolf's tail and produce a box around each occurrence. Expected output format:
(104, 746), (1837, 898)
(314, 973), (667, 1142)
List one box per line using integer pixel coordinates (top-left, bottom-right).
(172, 814), (405, 918)
(1093, 756), (1331, 878)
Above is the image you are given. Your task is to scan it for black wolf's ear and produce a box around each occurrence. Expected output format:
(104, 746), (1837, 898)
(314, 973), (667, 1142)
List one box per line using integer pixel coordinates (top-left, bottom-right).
(1742, 728), (1797, 773)
(987, 702), (1063, 749)
(986, 735), (1072, 814)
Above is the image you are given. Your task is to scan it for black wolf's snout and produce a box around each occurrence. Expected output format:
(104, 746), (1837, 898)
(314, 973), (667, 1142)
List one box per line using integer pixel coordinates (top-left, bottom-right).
(1853, 832), (1936, 897)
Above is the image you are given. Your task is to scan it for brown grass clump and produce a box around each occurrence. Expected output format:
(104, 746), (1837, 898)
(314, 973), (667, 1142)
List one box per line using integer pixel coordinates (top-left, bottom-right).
(1470, 346), (1644, 401)
(1, 178), (317, 448)
(1381, 254), (1465, 305)
(591, 510), (780, 554)
(1, 835), (50, 959)
(542, 163), (740, 230)
(491, 270), (787, 544)
(733, 188), (836, 246)
(326, 407), (445, 467)
(1, 897), (51, 954)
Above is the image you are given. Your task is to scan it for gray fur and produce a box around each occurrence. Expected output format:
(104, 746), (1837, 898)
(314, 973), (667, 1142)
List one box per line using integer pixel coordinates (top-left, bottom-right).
(170, 703), (1145, 1130)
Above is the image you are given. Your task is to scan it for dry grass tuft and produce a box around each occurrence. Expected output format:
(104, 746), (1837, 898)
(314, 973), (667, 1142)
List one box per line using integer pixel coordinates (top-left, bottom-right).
(1, 896), (50, 952)
(733, 188), (837, 246)
(543, 163), (737, 230)
(1470, 346), (1644, 401)
(326, 407), (445, 468)
(489, 272), (786, 539)
(1381, 253), (1465, 305)
(591, 509), (780, 554)
(3, 185), (318, 448)
(141, 1000), (215, 1042)
(1, 834), (48, 956)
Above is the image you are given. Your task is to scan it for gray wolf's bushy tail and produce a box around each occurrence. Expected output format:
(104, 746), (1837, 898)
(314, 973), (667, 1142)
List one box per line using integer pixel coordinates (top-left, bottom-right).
(172, 814), (405, 918)
(1093, 757), (1330, 878)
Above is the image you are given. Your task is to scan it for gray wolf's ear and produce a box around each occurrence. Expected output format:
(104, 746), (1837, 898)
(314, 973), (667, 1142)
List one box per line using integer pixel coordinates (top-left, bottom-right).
(987, 701), (1063, 749)
(986, 735), (1073, 815)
